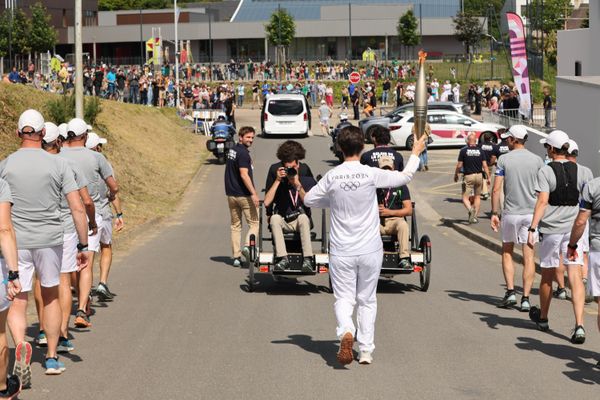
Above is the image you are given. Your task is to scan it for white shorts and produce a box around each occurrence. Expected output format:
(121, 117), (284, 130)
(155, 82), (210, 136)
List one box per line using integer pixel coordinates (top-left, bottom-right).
(501, 213), (536, 244)
(99, 217), (113, 245)
(0, 258), (10, 312)
(18, 246), (62, 292)
(539, 232), (584, 268)
(88, 214), (102, 253)
(587, 251), (600, 297)
(61, 232), (78, 274)
(581, 223), (590, 253)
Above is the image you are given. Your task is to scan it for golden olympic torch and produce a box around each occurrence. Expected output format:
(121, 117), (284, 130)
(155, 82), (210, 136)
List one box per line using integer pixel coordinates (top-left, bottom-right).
(414, 50), (428, 140)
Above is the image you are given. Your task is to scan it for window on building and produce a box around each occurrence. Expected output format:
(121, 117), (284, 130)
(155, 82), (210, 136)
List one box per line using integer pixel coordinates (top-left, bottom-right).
(575, 61), (582, 76)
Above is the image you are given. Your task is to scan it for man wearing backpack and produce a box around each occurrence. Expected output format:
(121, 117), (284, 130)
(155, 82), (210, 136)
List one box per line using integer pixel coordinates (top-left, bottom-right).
(528, 130), (591, 344)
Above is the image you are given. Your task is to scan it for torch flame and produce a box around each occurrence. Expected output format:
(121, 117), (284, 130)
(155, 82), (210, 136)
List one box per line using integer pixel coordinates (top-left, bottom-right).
(418, 50), (428, 65)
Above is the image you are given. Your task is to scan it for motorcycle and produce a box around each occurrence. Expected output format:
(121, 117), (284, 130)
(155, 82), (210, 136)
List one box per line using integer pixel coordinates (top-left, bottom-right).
(206, 121), (235, 164)
(329, 120), (353, 163)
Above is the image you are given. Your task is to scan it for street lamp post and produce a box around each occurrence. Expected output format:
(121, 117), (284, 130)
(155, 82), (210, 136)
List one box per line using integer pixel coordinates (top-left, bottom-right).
(174, 0), (180, 108)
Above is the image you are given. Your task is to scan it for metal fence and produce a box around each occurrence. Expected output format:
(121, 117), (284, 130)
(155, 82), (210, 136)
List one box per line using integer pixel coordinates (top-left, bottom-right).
(482, 107), (556, 131)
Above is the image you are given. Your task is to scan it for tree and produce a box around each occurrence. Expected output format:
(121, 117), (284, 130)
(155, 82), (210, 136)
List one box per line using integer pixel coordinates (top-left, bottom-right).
(529, 0), (572, 34)
(28, 3), (57, 53)
(464, 0), (504, 16)
(0, 11), (9, 58)
(265, 8), (296, 65)
(11, 9), (31, 56)
(397, 10), (419, 60)
(453, 12), (483, 60)
(581, 9), (589, 29)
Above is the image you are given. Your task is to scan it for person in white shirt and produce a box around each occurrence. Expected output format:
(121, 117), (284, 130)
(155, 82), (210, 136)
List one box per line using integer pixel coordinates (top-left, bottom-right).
(304, 126), (426, 366)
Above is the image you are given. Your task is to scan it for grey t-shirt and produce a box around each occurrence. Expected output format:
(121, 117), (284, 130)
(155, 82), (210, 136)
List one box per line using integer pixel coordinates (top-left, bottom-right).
(60, 158), (89, 234)
(0, 148), (78, 249)
(59, 147), (113, 212)
(580, 177), (600, 251)
(535, 160), (592, 234)
(495, 148), (544, 215)
(318, 105), (331, 120)
(0, 179), (12, 204)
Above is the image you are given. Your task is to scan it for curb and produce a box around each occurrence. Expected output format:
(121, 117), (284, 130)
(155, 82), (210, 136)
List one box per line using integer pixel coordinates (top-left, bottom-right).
(442, 218), (542, 274)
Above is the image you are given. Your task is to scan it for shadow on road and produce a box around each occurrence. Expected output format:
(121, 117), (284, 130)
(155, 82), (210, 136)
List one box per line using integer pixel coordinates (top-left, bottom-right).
(271, 334), (349, 370)
(515, 336), (600, 385)
(240, 275), (330, 296)
(210, 256), (235, 267)
(377, 279), (419, 294)
(446, 289), (502, 307)
(474, 312), (571, 341)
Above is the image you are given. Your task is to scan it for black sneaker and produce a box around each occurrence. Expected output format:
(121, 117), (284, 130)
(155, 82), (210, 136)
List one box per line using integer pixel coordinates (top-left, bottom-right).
(273, 257), (290, 272)
(301, 258), (314, 273)
(499, 290), (517, 308)
(0, 375), (21, 399)
(520, 296), (531, 312)
(529, 306), (549, 332)
(398, 258), (412, 270)
(571, 325), (586, 344)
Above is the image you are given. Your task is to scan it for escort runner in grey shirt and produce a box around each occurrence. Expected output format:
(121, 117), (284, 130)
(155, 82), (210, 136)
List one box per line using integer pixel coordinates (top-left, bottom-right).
(580, 178), (600, 252)
(535, 160), (591, 234)
(93, 152), (114, 220)
(59, 147), (113, 207)
(495, 149), (544, 214)
(0, 149), (78, 248)
(60, 159), (89, 233)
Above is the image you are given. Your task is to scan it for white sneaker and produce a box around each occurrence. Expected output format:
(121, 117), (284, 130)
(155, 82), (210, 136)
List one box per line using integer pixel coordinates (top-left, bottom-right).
(358, 351), (373, 365)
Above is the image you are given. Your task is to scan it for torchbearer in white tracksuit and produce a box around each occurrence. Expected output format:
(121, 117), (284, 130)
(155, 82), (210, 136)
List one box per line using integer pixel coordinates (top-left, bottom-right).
(304, 126), (426, 366)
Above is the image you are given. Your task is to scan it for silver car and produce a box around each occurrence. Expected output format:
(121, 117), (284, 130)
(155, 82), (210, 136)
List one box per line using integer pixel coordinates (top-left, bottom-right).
(359, 102), (471, 142)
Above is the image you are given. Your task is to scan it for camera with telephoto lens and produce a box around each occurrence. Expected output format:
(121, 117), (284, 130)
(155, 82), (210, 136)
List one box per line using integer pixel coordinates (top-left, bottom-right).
(376, 188), (386, 205)
(284, 206), (305, 223)
(286, 167), (298, 177)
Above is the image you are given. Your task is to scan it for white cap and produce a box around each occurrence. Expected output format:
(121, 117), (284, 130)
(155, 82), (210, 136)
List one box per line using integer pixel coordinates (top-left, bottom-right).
(43, 122), (60, 143)
(501, 125), (528, 140)
(58, 123), (68, 139)
(540, 130), (570, 149)
(85, 132), (107, 149)
(321, 100), (325, 104)
(18, 109), (45, 132)
(86, 124), (93, 132)
(567, 139), (579, 155)
(67, 118), (88, 137)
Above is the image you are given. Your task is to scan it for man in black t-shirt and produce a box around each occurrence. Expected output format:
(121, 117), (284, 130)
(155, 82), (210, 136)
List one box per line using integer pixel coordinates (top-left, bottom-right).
(454, 133), (490, 224)
(360, 126), (404, 171)
(224, 127), (259, 267)
(377, 156), (413, 269)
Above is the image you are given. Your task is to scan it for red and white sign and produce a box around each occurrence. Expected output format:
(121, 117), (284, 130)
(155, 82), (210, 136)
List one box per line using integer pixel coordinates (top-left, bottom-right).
(349, 72), (361, 84)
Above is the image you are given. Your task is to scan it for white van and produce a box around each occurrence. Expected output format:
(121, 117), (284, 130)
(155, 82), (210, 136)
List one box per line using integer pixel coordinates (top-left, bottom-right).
(261, 93), (311, 137)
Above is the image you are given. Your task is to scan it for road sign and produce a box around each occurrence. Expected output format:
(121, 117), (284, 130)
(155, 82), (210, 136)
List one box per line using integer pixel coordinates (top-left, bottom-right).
(349, 72), (361, 84)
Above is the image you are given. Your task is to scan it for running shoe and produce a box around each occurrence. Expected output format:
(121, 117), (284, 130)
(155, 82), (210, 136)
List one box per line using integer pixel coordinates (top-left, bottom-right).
(36, 330), (47, 347)
(520, 296), (531, 312)
(13, 342), (31, 389)
(232, 258), (242, 268)
(480, 193), (490, 200)
(241, 246), (251, 262)
(399, 258), (412, 270)
(595, 361), (600, 370)
(0, 375), (21, 400)
(96, 282), (113, 301)
(468, 208), (476, 224)
(553, 287), (567, 300)
(358, 351), (373, 365)
(273, 257), (290, 272)
(44, 357), (65, 375)
(57, 337), (74, 353)
(570, 325), (586, 344)
(529, 306), (549, 332)
(301, 258), (314, 273)
(337, 332), (354, 366)
(74, 310), (92, 328)
(498, 290), (517, 308)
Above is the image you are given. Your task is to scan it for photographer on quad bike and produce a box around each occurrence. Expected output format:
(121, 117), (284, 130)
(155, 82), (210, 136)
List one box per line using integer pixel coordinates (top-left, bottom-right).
(264, 142), (317, 273)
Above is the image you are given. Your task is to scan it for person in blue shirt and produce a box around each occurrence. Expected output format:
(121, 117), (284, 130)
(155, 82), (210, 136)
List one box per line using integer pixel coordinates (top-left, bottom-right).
(8, 68), (20, 84)
(106, 68), (117, 98)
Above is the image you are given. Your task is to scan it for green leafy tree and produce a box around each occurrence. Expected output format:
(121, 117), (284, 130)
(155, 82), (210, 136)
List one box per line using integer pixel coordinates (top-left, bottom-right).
(98, 0), (209, 11)
(581, 9), (589, 28)
(397, 10), (420, 60)
(11, 9), (31, 56)
(28, 3), (57, 53)
(464, 0), (504, 16)
(529, 0), (572, 34)
(453, 12), (483, 59)
(0, 11), (9, 58)
(265, 8), (296, 65)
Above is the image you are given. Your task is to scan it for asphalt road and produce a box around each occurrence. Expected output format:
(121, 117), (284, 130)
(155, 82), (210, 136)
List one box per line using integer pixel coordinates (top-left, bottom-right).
(22, 110), (600, 399)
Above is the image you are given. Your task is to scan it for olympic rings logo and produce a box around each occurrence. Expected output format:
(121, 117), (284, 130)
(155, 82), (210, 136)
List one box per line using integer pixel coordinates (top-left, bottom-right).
(340, 181), (361, 191)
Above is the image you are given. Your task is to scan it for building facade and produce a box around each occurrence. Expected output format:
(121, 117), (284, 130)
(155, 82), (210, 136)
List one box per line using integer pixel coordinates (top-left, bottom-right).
(556, 0), (600, 174)
(55, 0), (465, 65)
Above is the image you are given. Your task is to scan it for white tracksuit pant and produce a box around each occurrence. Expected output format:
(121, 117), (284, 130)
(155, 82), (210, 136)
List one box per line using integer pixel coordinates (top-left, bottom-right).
(329, 249), (383, 353)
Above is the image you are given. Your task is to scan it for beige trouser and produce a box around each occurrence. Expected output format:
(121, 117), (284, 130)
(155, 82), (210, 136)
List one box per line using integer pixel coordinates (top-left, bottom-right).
(379, 217), (410, 258)
(228, 196), (259, 258)
(270, 213), (313, 257)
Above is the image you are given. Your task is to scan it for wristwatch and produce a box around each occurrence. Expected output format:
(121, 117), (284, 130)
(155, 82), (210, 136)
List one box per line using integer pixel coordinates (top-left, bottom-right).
(8, 270), (19, 281)
(567, 243), (578, 250)
(77, 243), (89, 252)
(492, 211), (500, 217)
(528, 227), (537, 233)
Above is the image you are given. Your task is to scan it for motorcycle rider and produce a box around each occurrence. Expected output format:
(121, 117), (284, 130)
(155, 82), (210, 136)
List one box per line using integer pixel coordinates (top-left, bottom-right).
(210, 113), (236, 141)
(330, 113), (353, 161)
